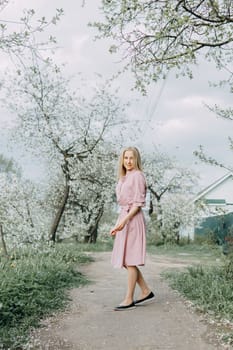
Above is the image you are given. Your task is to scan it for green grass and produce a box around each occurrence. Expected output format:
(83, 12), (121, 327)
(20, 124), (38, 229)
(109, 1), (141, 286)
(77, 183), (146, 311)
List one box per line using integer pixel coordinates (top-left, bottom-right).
(147, 242), (222, 264)
(164, 264), (233, 321)
(147, 241), (233, 345)
(77, 239), (113, 252)
(1, 239), (230, 348)
(0, 243), (92, 350)
(163, 251), (233, 346)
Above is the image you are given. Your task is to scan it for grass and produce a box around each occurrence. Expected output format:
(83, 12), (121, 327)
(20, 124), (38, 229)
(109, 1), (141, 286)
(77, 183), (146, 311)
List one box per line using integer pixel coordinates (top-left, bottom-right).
(77, 239), (113, 252)
(147, 241), (222, 264)
(164, 264), (233, 321)
(0, 243), (93, 350)
(162, 249), (233, 346)
(1, 238), (232, 348)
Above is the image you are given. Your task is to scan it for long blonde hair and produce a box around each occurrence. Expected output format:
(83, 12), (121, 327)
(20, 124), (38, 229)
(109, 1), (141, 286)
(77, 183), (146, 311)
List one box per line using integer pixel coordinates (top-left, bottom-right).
(118, 146), (143, 179)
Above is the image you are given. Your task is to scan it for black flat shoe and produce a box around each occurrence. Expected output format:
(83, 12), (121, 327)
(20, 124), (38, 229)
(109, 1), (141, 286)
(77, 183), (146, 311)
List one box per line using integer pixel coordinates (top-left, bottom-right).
(114, 302), (136, 311)
(134, 291), (155, 305)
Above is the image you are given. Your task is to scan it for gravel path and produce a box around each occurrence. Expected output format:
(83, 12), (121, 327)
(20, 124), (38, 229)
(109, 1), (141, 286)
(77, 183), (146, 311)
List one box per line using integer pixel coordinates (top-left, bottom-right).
(29, 252), (230, 350)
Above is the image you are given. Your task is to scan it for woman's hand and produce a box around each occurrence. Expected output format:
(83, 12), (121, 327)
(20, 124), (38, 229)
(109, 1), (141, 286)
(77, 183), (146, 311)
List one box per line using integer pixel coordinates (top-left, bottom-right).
(110, 207), (140, 236)
(110, 219), (127, 236)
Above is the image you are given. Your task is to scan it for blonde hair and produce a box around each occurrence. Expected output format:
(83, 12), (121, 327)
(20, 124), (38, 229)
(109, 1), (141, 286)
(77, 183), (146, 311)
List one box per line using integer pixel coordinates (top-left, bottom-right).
(118, 146), (143, 179)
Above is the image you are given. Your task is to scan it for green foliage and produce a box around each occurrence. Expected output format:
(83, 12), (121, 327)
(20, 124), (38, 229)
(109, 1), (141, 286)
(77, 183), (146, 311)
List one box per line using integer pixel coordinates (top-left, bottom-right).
(194, 231), (219, 246)
(93, 0), (233, 92)
(148, 241), (222, 262)
(164, 260), (233, 323)
(0, 243), (91, 349)
(152, 242), (233, 345)
(0, 7), (63, 59)
(224, 253), (233, 279)
(78, 240), (113, 252)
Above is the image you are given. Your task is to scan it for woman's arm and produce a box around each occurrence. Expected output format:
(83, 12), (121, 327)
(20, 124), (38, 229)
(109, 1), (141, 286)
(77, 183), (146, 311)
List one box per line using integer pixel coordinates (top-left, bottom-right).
(110, 206), (140, 236)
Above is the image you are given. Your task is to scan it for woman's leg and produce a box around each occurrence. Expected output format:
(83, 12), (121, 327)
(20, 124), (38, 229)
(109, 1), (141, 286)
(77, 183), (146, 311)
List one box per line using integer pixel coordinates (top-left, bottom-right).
(136, 267), (151, 299)
(120, 266), (151, 305)
(121, 265), (138, 305)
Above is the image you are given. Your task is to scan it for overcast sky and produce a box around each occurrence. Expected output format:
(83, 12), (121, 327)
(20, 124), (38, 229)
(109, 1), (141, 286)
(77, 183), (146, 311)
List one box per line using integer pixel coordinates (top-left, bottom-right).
(0, 0), (232, 188)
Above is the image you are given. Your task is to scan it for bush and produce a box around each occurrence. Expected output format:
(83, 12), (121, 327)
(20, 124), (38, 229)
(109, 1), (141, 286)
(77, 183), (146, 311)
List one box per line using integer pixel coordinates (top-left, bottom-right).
(0, 243), (92, 349)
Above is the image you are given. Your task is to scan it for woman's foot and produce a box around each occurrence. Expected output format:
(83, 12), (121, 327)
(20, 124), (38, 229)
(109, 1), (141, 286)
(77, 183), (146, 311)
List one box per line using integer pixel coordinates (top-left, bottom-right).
(114, 301), (136, 311)
(118, 298), (133, 307)
(134, 291), (155, 305)
(137, 289), (151, 300)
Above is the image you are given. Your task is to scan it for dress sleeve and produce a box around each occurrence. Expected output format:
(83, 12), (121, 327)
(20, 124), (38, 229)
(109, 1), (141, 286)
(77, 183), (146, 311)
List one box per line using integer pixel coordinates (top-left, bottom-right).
(131, 171), (146, 207)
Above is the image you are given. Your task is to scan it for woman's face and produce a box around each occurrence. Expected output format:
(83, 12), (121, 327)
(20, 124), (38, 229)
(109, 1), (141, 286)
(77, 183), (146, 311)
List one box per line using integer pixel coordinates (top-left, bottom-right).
(123, 150), (136, 172)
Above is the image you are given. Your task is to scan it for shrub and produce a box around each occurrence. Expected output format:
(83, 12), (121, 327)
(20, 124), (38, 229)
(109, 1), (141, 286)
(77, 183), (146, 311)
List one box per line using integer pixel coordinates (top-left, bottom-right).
(0, 243), (91, 349)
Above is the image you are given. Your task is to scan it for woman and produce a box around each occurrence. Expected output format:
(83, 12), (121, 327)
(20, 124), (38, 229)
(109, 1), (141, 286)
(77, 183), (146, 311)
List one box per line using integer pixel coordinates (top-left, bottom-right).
(110, 146), (154, 311)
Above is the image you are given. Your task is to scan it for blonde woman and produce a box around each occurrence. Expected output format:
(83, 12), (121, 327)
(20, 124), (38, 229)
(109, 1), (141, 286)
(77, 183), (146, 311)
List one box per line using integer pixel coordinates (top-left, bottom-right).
(110, 146), (154, 311)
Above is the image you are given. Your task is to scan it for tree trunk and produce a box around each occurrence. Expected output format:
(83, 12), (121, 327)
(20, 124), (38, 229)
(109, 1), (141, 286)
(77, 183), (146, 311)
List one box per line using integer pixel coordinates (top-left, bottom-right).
(149, 198), (153, 215)
(85, 206), (104, 244)
(157, 199), (163, 228)
(88, 225), (98, 244)
(0, 224), (8, 257)
(25, 199), (34, 228)
(49, 181), (70, 242)
(174, 221), (180, 245)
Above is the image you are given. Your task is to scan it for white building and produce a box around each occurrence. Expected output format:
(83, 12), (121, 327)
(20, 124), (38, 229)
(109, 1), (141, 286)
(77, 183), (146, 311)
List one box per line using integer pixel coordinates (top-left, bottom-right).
(194, 172), (233, 215)
(193, 172), (233, 241)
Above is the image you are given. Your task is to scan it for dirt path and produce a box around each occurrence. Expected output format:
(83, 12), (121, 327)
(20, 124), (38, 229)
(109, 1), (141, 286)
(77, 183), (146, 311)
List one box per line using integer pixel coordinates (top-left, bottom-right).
(29, 252), (229, 350)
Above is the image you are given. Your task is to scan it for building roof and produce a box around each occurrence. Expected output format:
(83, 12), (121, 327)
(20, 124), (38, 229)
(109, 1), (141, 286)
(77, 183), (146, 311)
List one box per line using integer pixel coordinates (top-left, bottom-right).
(194, 172), (233, 202)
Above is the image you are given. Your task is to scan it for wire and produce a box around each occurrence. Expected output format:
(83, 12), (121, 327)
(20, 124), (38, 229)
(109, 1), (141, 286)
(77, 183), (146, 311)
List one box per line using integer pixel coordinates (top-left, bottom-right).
(141, 73), (168, 136)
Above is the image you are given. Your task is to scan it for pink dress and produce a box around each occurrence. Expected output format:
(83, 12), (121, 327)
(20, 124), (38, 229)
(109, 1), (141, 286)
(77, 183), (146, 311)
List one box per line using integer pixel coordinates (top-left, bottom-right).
(111, 169), (147, 268)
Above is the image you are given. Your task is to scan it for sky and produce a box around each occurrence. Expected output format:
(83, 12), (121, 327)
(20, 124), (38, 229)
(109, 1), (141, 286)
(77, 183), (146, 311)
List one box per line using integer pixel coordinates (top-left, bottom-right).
(0, 0), (232, 189)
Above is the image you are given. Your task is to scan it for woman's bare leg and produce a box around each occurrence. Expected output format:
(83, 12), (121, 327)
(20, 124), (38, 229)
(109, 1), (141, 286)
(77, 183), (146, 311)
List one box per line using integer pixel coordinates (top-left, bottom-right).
(120, 266), (151, 305)
(120, 265), (138, 305)
(136, 267), (151, 299)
